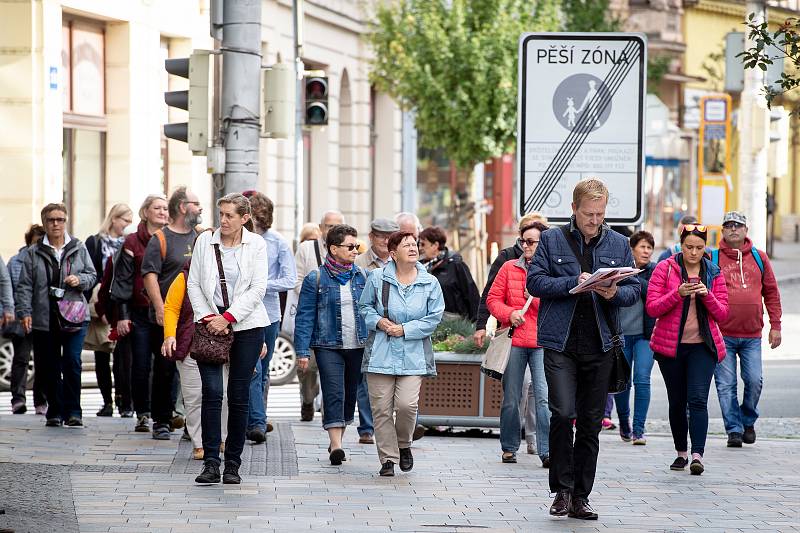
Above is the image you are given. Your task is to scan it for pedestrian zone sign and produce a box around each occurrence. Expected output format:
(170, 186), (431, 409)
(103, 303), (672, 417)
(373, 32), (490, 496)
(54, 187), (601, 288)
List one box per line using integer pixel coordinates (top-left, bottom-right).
(517, 33), (647, 223)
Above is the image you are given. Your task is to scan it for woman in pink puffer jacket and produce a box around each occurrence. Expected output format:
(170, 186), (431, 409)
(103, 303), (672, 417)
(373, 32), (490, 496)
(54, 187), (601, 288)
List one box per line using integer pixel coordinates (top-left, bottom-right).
(646, 225), (728, 477)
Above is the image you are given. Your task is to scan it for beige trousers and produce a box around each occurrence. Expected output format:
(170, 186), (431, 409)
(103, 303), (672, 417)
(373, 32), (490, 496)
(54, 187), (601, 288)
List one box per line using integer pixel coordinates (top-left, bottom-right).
(176, 356), (228, 449)
(366, 373), (423, 464)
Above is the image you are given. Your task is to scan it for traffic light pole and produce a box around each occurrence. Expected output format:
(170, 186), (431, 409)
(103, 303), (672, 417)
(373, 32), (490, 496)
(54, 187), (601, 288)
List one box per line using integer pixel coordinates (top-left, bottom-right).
(221, 0), (262, 194)
(293, 0), (305, 244)
(739, 0), (769, 248)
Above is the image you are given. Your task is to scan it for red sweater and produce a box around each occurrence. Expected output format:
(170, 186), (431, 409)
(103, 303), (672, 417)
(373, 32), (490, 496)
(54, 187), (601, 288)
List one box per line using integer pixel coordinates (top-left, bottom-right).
(716, 238), (782, 337)
(486, 257), (539, 348)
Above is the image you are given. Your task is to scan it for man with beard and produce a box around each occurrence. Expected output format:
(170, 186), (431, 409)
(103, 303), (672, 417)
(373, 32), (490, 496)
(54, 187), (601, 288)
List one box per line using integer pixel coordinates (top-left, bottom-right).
(141, 186), (202, 440)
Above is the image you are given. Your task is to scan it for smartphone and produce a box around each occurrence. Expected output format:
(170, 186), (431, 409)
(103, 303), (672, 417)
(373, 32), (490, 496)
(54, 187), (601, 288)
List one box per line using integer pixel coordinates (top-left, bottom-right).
(687, 276), (700, 284)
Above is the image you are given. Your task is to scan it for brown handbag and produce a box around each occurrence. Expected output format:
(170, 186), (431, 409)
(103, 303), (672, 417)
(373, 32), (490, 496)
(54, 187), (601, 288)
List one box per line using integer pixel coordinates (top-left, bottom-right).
(190, 243), (234, 364)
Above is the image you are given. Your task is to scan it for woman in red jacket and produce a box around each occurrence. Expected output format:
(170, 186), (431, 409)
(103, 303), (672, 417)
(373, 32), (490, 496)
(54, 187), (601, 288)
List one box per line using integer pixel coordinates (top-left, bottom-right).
(646, 225), (728, 476)
(487, 221), (550, 467)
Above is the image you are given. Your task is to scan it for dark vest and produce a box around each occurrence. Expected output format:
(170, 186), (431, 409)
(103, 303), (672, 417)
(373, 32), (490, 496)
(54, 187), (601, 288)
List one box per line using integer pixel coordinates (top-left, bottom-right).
(174, 269), (195, 361)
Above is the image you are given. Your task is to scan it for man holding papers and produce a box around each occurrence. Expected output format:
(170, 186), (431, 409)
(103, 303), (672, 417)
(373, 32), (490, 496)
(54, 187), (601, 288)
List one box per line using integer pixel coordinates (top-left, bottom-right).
(527, 178), (640, 521)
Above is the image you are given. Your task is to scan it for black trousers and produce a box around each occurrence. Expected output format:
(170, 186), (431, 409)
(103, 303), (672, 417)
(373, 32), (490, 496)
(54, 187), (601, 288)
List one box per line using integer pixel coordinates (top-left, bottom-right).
(544, 348), (613, 499)
(10, 333), (46, 406)
(112, 335), (133, 413)
(94, 351), (113, 405)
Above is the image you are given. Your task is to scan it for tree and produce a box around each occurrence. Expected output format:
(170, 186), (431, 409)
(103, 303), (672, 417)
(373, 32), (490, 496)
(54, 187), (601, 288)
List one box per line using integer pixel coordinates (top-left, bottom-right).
(740, 14), (800, 110)
(366, 0), (560, 169)
(561, 0), (621, 33)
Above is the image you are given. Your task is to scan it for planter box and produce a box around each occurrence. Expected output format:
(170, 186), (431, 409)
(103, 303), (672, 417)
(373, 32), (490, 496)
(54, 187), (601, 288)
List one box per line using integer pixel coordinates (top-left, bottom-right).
(417, 352), (502, 428)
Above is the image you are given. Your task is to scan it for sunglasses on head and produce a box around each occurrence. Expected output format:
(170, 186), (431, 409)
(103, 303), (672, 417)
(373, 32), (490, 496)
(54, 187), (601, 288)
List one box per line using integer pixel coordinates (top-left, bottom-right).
(682, 224), (707, 234)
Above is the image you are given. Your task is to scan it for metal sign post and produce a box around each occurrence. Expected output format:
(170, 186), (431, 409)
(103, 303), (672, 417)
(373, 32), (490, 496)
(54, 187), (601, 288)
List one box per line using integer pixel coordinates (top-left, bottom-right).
(517, 33), (647, 224)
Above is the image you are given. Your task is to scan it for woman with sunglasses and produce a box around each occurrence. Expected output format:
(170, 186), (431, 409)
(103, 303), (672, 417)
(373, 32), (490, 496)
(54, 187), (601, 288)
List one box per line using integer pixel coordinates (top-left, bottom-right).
(646, 224), (728, 475)
(294, 224), (369, 466)
(486, 221), (550, 467)
(359, 232), (445, 477)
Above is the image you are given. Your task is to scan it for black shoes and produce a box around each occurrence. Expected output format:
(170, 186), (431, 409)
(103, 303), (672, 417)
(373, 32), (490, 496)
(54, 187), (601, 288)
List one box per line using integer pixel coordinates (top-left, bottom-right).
(379, 460), (395, 476)
(727, 432), (743, 447)
(135, 415), (150, 432)
(152, 423), (171, 440)
(223, 462), (241, 484)
(329, 448), (346, 466)
(120, 410), (134, 418)
(96, 403), (113, 417)
(45, 417), (63, 427)
(569, 497), (599, 520)
(743, 426), (756, 444)
(65, 417), (84, 427)
(399, 448), (414, 472)
(501, 452), (517, 463)
(549, 489), (571, 516)
(195, 462), (221, 484)
(670, 456), (689, 470)
(300, 402), (315, 422)
(247, 429), (266, 444)
(690, 458), (704, 475)
(541, 456), (551, 469)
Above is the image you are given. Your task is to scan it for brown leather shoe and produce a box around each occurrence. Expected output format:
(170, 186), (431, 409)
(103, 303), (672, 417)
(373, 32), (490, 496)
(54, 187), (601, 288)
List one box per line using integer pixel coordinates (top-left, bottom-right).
(300, 402), (314, 422)
(568, 497), (598, 520)
(359, 433), (374, 444)
(549, 490), (571, 516)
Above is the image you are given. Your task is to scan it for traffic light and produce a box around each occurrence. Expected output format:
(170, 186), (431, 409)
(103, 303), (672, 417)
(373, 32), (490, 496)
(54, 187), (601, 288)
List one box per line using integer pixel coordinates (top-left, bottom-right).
(164, 50), (210, 155)
(304, 75), (328, 126)
(262, 62), (295, 139)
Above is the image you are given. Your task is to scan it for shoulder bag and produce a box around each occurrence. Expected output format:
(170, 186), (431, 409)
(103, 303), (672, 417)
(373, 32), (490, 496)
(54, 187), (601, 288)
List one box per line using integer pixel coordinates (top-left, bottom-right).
(45, 255), (88, 333)
(559, 225), (630, 394)
(480, 296), (533, 381)
(190, 244), (234, 364)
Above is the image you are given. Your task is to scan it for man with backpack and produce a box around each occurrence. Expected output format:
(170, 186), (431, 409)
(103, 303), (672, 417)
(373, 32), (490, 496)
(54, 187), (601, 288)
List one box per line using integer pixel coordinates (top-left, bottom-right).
(712, 211), (782, 448)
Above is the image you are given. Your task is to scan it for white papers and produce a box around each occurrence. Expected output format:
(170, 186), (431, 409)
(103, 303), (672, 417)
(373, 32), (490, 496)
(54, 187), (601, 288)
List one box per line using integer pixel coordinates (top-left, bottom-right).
(569, 267), (641, 295)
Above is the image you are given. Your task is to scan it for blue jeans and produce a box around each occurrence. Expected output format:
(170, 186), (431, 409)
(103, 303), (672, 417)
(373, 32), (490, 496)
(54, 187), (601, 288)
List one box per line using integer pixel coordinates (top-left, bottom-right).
(501, 346), (549, 459)
(32, 323), (88, 420)
(714, 337), (763, 434)
(198, 327), (264, 466)
(357, 372), (374, 436)
(614, 334), (654, 436)
(247, 322), (280, 432)
(314, 347), (364, 430)
(657, 343), (717, 455)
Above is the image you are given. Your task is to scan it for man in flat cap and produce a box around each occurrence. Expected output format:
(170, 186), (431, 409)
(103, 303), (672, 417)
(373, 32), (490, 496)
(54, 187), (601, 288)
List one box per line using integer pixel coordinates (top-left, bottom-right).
(353, 217), (399, 444)
(711, 211), (782, 448)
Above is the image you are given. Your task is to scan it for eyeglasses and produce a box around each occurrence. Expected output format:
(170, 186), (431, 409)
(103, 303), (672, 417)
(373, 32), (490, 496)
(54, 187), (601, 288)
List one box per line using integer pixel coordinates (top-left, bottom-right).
(682, 224), (707, 233)
(722, 222), (745, 230)
(183, 201), (201, 206)
(517, 238), (539, 248)
(334, 243), (359, 251)
(46, 217), (66, 224)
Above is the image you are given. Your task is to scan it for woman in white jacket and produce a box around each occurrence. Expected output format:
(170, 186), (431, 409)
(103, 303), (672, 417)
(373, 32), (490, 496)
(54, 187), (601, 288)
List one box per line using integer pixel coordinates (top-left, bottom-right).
(187, 193), (269, 485)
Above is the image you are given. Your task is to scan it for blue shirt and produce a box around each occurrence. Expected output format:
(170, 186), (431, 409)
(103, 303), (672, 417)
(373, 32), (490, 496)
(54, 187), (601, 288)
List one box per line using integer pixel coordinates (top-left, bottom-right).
(260, 229), (297, 323)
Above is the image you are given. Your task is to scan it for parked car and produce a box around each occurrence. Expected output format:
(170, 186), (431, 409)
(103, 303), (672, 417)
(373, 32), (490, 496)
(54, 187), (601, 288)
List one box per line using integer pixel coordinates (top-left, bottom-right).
(269, 333), (297, 386)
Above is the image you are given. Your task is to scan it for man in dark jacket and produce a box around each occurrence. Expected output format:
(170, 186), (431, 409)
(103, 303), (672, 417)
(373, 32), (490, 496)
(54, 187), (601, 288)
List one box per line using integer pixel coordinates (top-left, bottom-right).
(527, 179), (639, 521)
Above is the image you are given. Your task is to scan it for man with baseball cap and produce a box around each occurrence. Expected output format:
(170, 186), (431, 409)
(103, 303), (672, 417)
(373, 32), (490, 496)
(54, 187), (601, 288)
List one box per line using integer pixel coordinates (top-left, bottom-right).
(712, 211), (782, 448)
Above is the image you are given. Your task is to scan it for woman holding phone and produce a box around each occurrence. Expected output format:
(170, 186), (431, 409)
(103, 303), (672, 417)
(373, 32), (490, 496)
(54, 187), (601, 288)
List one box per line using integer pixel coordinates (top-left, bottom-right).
(646, 224), (728, 475)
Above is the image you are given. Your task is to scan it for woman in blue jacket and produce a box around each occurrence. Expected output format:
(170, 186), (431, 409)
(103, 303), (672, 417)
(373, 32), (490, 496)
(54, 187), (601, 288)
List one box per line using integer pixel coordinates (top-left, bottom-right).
(359, 232), (445, 477)
(294, 224), (368, 466)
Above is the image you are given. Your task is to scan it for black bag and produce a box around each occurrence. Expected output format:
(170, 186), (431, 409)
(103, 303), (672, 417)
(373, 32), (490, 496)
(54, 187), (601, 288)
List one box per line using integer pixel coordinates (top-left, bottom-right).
(190, 244), (234, 364)
(559, 225), (630, 394)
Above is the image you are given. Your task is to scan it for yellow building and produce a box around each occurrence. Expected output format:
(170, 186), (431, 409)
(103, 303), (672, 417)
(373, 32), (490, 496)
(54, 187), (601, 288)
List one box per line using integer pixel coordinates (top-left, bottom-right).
(0, 0), (406, 259)
(683, 0), (800, 241)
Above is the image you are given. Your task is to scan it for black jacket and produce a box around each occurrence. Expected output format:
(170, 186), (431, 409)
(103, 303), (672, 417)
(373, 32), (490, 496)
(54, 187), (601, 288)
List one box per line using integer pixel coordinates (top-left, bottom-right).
(475, 243), (524, 330)
(425, 248), (480, 322)
(638, 261), (656, 340)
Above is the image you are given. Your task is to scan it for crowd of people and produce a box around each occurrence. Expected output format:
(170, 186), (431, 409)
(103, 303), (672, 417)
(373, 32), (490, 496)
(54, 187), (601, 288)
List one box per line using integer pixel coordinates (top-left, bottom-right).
(1, 177), (782, 518)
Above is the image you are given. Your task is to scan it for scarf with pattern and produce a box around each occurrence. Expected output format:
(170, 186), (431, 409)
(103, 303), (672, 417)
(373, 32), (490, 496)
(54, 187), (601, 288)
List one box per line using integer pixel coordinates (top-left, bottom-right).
(324, 254), (356, 285)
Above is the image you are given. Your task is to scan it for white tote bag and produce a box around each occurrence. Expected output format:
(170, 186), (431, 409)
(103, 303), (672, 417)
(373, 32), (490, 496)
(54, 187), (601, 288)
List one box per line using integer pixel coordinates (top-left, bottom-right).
(480, 296), (533, 381)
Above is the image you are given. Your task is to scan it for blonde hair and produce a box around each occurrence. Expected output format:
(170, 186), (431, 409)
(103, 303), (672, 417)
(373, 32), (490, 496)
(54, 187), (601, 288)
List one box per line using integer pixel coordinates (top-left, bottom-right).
(217, 193), (253, 231)
(518, 211), (548, 232)
(300, 222), (321, 242)
(572, 178), (609, 208)
(138, 194), (167, 222)
(99, 203), (133, 235)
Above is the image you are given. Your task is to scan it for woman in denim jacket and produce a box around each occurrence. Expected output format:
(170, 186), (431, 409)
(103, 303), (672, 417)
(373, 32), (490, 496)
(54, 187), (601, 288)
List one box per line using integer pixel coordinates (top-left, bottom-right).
(359, 232), (445, 477)
(294, 224), (368, 466)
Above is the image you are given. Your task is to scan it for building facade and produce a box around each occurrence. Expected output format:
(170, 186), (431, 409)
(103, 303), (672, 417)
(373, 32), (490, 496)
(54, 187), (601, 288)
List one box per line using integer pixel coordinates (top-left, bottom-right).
(0, 0), (405, 258)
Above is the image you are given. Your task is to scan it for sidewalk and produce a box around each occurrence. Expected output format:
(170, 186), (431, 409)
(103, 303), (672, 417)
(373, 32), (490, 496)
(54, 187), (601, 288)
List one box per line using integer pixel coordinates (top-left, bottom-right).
(1, 415), (799, 532)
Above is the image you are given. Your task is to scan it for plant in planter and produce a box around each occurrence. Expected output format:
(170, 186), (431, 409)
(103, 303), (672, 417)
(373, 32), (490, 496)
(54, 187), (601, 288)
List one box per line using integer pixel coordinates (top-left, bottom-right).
(432, 317), (488, 353)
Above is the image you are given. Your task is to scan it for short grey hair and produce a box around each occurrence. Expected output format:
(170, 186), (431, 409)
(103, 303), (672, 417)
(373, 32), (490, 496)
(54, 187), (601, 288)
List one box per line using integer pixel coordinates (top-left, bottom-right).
(395, 212), (422, 231)
(320, 210), (345, 224)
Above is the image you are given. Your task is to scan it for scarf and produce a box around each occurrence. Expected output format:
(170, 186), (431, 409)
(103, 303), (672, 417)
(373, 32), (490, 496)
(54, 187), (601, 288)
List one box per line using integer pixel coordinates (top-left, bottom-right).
(100, 234), (124, 272)
(425, 248), (448, 273)
(324, 254), (356, 285)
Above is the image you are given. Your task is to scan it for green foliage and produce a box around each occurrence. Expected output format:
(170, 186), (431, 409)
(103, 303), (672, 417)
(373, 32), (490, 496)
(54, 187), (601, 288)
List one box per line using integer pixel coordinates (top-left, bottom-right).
(647, 56), (672, 94)
(431, 317), (487, 353)
(740, 15), (799, 110)
(561, 0), (622, 33)
(700, 44), (726, 92)
(432, 317), (476, 343)
(366, 0), (560, 168)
